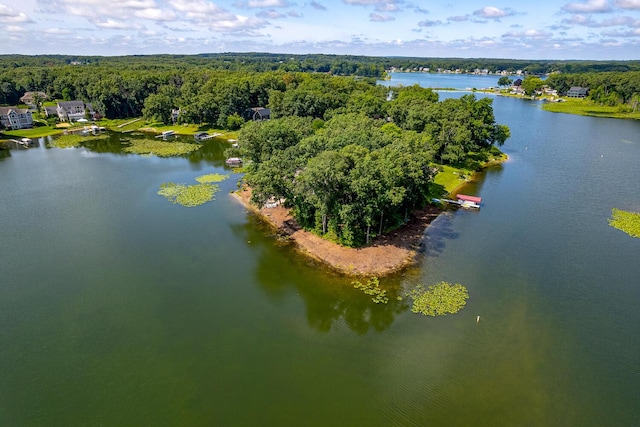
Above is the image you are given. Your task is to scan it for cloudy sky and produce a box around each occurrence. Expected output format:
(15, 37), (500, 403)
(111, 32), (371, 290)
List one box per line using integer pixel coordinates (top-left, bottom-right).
(1, 0), (640, 59)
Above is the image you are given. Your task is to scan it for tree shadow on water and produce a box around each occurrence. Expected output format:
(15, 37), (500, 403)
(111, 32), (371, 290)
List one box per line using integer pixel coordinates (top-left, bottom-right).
(230, 214), (410, 335)
(419, 211), (460, 258)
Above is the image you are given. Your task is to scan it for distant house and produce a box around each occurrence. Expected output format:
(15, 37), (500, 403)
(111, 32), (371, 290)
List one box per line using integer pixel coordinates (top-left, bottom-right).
(246, 107), (271, 121)
(19, 91), (48, 108)
(52, 101), (96, 122)
(567, 87), (589, 98)
(44, 106), (59, 118)
(0, 106), (33, 130)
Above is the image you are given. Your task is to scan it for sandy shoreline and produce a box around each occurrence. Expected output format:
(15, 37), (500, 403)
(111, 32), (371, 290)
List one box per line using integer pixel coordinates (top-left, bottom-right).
(231, 186), (442, 276)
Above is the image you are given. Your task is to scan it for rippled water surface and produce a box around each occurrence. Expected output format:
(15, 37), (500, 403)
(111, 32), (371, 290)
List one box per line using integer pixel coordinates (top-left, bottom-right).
(1, 77), (639, 425)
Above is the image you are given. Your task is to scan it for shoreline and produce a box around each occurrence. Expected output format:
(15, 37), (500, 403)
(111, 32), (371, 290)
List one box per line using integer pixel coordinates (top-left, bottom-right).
(231, 187), (442, 276)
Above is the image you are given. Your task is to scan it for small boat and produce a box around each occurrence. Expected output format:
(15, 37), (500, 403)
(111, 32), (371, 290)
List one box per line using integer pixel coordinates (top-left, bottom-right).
(225, 157), (242, 166)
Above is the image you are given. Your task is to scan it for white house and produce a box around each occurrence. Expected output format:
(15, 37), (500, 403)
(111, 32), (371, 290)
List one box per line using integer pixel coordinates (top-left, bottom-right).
(52, 101), (95, 122)
(0, 106), (33, 130)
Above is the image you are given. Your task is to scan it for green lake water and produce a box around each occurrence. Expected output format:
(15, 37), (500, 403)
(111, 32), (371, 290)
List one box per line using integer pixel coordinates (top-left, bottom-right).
(1, 90), (639, 425)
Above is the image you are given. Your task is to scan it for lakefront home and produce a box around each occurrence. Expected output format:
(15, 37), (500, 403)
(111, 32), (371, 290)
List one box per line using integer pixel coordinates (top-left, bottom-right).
(47, 101), (96, 122)
(567, 87), (589, 98)
(19, 91), (48, 108)
(0, 106), (33, 130)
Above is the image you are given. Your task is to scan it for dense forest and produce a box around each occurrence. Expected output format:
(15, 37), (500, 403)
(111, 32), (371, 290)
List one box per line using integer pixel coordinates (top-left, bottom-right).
(239, 87), (509, 247)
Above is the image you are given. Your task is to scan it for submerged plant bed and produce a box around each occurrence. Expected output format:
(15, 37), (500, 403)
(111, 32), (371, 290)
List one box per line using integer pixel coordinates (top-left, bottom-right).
(195, 173), (229, 183)
(158, 182), (219, 207)
(123, 140), (202, 157)
(158, 173), (229, 207)
(49, 134), (109, 149)
(609, 208), (640, 238)
(407, 281), (469, 316)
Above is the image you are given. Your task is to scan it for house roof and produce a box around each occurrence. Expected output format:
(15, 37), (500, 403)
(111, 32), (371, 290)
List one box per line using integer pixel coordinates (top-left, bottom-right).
(456, 194), (482, 203)
(58, 101), (86, 108)
(20, 91), (48, 101)
(568, 86), (588, 92)
(249, 107), (270, 116)
(0, 106), (30, 115)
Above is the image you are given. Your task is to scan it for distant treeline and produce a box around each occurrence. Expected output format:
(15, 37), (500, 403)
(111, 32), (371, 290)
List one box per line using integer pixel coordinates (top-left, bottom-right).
(1, 53), (639, 125)
(2, 53), (640, 78)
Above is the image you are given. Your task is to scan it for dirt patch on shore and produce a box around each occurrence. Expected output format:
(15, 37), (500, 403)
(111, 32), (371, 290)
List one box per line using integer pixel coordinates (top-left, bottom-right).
(232, 187), (442, 276)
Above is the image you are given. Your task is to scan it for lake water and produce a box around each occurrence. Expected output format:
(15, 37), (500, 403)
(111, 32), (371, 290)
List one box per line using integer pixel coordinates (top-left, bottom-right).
(1, 76), (639, 425)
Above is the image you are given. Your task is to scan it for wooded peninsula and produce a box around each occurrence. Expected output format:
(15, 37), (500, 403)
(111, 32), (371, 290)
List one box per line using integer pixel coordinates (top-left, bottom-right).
(2, 53), (638, 272)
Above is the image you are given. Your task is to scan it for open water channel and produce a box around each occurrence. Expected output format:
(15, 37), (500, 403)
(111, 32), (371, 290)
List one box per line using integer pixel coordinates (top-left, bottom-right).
(1, 73), (639, 425)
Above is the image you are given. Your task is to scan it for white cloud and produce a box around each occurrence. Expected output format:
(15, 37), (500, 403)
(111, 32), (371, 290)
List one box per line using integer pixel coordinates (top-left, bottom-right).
(448, 15), (469, 22)
(563, 14), (640, 27)
(135, 8), (176, 21)
(502, 29), (552, 39)
(0, 4), (33, 23)
(561, 0), (612, 13)
(602, 28), (640, 35)
(370, 13), (394, 21)
(95, 19), (135, 29)
(418, 19), (444, 27)
(472, 6), (514, 19)
(5, 25), (26, 33)
(615, 0), (640, 9)
(310, 1), (327, 10)
(257, 9), (286, 18)
(235, 0), (291, 8)
(43, 28), (73, 35)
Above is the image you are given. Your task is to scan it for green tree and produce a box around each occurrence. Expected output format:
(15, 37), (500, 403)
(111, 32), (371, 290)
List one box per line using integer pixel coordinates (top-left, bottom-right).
(497, 76), (512, 88)
(522, 76), (544, 96)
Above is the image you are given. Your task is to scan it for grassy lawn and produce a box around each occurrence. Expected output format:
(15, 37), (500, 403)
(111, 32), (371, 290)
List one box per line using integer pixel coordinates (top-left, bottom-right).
(434, 165), (472, 194)
(542, 98), (640, 120)
(99, 117), (239, 140)
(1, 126), (63, 139)
(433, 147), (507, 195)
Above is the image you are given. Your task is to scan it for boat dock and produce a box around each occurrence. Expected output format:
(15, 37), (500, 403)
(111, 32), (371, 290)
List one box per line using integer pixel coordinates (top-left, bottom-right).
(156, 130), (175, 139)
(433, 194), (482, 209)
(194, 132), (223, 141)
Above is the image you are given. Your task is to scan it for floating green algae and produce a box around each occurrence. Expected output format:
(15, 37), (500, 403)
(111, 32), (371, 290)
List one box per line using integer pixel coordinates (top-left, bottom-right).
(195, 173), (229, 183)
(158, 182), (220, 207)
(49, 134), (108, 148)
(124, 140), (202, 157)
(407, 282), (469, 316)
(352, 276), (388, 304)
(609, 208), (640, 238)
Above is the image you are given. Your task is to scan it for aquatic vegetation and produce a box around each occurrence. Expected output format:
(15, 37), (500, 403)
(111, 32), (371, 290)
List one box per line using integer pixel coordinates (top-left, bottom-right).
(49, 134), (108, 148)
(407, 282), (469, 316)
(158, 182), (220, 207)
(352, 276), (389, 304)
(195, 173), (229, 183)
(124, 140), (202, 157)
(609, 208), (640, 238)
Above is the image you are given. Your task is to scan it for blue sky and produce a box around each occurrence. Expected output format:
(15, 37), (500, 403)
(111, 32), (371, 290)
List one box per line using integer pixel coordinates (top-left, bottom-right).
(1, 0), (639, 59)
